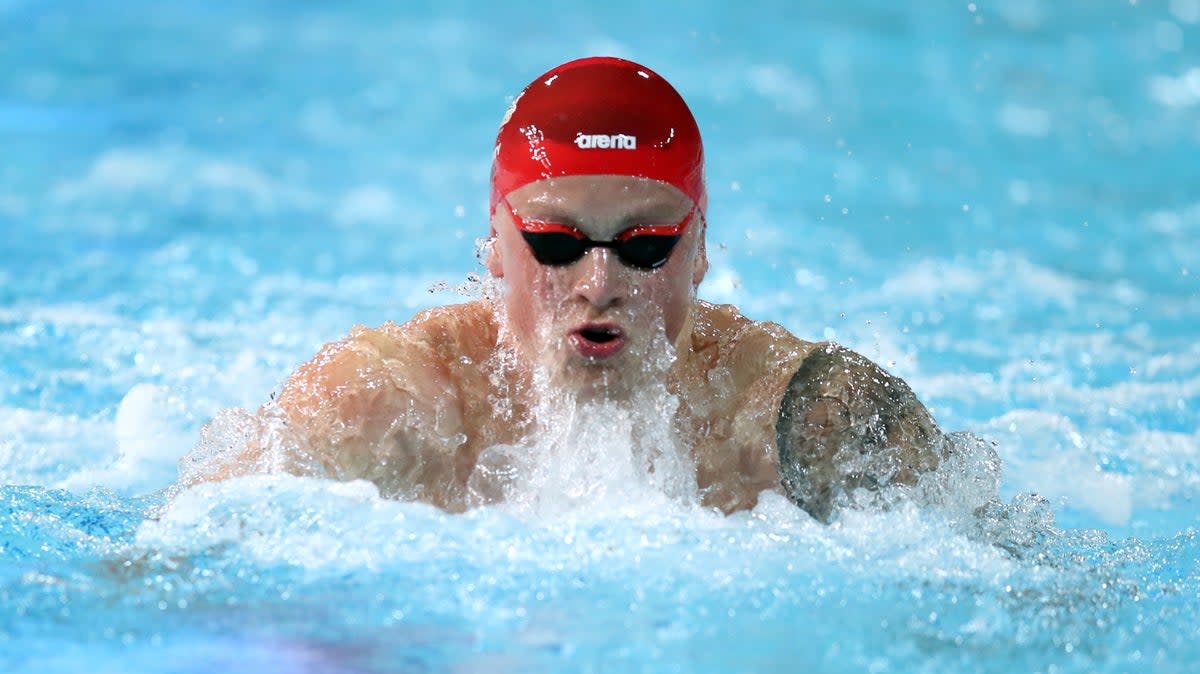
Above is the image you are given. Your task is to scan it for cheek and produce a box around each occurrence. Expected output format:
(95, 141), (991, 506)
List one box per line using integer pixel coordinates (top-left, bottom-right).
(499, 243), (568, 337)
(637, 259), (695, 342)
(659, 277), (693, 340)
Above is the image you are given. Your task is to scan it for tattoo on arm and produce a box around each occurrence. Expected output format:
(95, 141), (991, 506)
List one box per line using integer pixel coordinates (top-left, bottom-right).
(775, 344), (945, 522)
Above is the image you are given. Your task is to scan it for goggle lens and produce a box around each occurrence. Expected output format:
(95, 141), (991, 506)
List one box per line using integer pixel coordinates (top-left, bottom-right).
(519, 231), (682, 269)
(505, 199), (694, 270)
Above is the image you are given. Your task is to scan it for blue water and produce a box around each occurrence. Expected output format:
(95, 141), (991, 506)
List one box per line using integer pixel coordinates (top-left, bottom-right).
(2, 1), (1199, 672)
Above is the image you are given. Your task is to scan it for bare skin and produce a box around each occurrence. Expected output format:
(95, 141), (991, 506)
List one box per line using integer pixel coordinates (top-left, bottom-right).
(179, 176), (948, 520)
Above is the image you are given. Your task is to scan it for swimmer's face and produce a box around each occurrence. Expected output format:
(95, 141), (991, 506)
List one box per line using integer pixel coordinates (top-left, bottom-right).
(487, 175), (707, 390)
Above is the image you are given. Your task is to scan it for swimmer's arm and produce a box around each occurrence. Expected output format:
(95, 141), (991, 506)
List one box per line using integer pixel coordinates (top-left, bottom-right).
(178, 327), (450, 491)
(774, 343), (946, 523)
(176, 336), (386, 488)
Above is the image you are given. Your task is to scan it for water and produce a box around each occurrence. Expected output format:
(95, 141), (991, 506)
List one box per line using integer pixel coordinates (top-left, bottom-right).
(2, 1), (1198, 671)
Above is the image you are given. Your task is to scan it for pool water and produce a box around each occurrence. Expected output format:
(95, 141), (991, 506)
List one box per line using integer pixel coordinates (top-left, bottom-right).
(2, 1), (1199, 672)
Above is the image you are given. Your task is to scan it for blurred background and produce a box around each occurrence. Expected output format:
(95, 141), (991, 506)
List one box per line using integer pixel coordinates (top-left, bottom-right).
(2, 3), (1199, 672)
(1, 0), (1197, 533)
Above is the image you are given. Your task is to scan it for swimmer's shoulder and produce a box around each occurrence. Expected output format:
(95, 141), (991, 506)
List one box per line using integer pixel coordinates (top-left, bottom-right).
(277, 299), (497, 418)
(400, 299), (499, 364)
(775, 341), (946, 522)
(691, 300), (817, 381)
(328, 299), (496, 370)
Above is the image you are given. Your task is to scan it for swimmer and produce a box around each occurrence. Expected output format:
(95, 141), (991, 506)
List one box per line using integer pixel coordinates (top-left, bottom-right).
(179, 56), (949, 522)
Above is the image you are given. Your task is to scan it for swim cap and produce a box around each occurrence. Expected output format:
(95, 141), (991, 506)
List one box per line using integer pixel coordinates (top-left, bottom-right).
(490, 56), (705, 211)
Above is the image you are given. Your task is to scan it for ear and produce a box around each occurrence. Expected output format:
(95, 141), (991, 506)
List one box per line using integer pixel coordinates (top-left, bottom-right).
(485, 221), (504, 278)
(691, 218), (708, 288)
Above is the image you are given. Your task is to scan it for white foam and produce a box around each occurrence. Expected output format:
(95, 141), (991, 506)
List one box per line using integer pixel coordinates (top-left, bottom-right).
(468, 401), (697, 520)
(59, 383), (191, 494)
(980, 411), (1138, 526)
(142, 470), (1024, 592)
(0, 407), (114, 485)
(1037, 459), (1133, 526)
(137, 475), (394, 569)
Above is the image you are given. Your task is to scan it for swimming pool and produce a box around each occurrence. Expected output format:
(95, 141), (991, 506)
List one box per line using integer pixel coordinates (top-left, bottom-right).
(2, 1), (1198, 671)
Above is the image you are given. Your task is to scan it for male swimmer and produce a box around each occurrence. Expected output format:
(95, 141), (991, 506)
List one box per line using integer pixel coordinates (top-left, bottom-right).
(180, 57), (948, 522)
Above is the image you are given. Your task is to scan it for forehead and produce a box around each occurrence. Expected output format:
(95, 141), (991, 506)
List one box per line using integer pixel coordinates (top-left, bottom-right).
(506, 175), (693, 216)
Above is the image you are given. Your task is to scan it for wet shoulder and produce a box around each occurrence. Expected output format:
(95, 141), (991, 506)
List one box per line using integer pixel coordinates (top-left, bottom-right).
(691, 301), (815, 386)
(399, 299), (499, 368)
(277, 300), (496, 417)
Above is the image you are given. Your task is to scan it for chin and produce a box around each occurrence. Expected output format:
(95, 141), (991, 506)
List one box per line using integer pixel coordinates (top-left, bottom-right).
(573, 349), (679, 402)
(564, 367), (642, 403)
(525, 347), (632, 400)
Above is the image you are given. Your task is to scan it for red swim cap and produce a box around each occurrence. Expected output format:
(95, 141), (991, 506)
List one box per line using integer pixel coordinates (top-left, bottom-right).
(490, 56), (705, 211)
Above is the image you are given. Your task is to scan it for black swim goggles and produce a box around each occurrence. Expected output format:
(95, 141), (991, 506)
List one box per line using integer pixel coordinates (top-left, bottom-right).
(502, 198), (696, 270)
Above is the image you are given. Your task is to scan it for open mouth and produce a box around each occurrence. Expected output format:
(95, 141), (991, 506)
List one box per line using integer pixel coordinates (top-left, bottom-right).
(579, 326), (621, 344)
(570, 324), (626, 359)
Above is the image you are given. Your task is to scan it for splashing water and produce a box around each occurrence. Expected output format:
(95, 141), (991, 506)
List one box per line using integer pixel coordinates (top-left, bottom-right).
(4, 1), (1199, 672)
(468, 384), (698, 519)
(469, 280), (698, 518)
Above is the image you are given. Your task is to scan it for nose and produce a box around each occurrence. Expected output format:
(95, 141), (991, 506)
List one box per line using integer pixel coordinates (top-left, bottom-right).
(572, 248), (625, 310)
